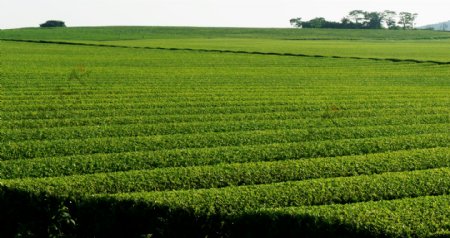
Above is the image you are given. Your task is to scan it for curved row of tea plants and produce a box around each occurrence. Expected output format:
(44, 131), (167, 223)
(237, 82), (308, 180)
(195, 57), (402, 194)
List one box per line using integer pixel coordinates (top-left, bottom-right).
(0, 38), (448, 237)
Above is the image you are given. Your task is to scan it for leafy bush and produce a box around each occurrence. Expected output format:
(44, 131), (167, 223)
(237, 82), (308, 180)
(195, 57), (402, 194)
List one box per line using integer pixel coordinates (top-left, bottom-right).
(39, 20), (66, 28)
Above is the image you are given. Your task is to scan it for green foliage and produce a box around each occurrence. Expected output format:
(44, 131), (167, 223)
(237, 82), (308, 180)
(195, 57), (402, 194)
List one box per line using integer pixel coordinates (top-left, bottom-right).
(1, 123), (447, 160)
(86, 38), (450, 62)
(398, 12), (419, 29)
(68, 65), (90, 83)
(293, 9), (416, 30)
(0, 135), (447, 179)
(289, 18), (302, 28)
(2, 148), (448, 194)
(0, 29), (449, 236)
(48, 203), (76, 238)
(105, 168), (450, 216)
(1, 26), (450, 41)
(39, 20), (66, 28)
(243, 195), (450, 237)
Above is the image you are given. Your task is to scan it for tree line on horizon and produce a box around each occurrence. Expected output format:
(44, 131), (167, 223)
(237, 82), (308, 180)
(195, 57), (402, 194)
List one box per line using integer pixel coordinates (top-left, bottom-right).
(290, 10), (418, 30)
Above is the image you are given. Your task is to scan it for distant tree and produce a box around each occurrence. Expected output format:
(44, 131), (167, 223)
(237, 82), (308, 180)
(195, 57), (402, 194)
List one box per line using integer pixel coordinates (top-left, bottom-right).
(398, 12), (418, 29)
(383, 10), (398, 29)
(442, 23), (448, 31)
(363, 11), (384, 29)
(340, 17), (361, 29)
(289, 10), (417, 30)
(300, 18), (344, 29)
(347, 10), (366, 25)
(40, 20), (66, 28)
(290, 18), (303, 28)
(341, 17), (351, 25)
(308, 17), (327, 28)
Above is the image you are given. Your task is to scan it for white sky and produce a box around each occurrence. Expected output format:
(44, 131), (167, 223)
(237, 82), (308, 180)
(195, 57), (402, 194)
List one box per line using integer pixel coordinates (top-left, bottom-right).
(0, 0), (448, 29)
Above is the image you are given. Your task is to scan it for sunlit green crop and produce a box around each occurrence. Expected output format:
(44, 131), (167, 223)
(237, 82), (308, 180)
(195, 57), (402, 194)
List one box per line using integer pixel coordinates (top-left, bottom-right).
(0, 27), (449, 237)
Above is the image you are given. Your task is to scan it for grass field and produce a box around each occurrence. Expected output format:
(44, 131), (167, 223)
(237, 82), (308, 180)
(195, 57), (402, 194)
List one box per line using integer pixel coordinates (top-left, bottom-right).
(98, 38), (450, 62)
(0, 27), (449, 237)
(2, 26), (450, 40)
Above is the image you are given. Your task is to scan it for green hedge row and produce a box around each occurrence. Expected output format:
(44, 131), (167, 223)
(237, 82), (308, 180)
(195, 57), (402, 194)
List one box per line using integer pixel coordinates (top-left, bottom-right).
(5, 93), (446, 108)
(2, 113), (448, 142)
(3, 147), (449, 195)
(234, 195), (450, 237)
(1, 169), (447, 237)
(1, 135), (446, 178)
(104, 168), (450, 216)
(3, 101), (447, 120)
(3, 107), (447, 130)
(4, 97), (446, 112)
(1, 123), (446, 160)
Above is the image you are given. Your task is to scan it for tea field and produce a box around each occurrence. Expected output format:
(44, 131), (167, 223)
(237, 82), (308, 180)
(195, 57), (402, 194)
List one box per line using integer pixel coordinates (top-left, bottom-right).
(0, 27), (449, 237)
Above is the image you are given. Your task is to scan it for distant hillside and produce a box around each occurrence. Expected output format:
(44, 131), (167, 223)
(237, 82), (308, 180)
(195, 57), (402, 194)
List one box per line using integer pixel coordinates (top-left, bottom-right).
(1, 26), (450, 41)
(419, 21), (450, 31)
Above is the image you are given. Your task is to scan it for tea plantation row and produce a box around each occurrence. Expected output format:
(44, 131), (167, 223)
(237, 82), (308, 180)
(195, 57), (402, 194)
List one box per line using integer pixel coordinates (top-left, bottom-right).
(0, 38), (449, 237)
